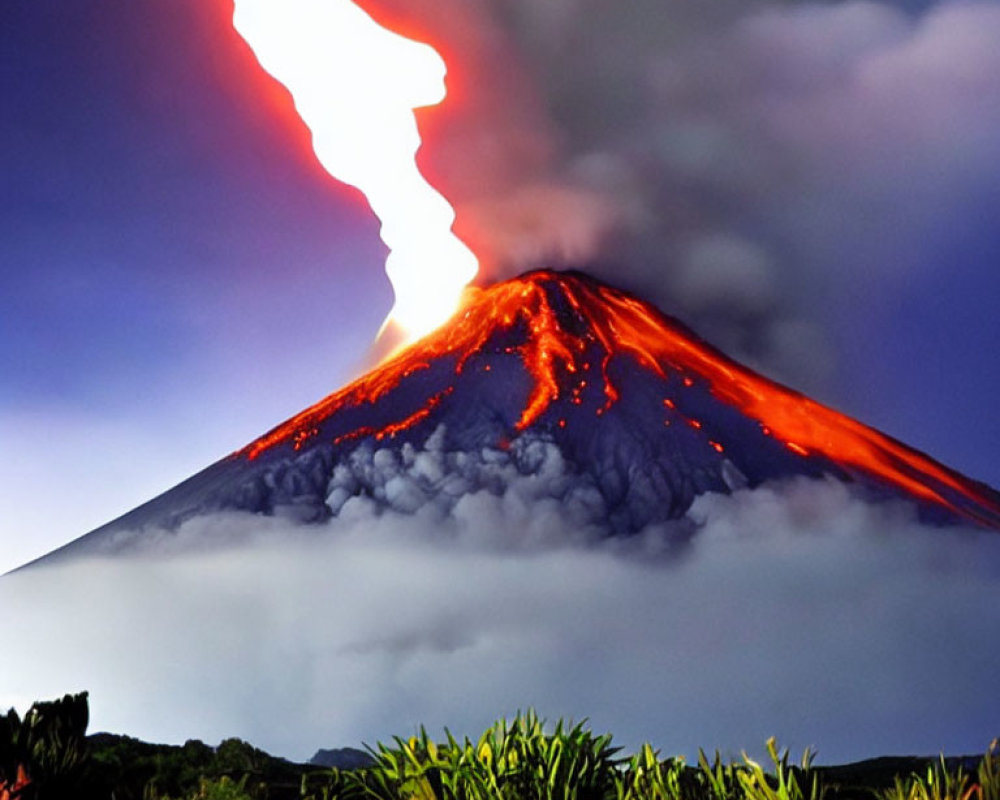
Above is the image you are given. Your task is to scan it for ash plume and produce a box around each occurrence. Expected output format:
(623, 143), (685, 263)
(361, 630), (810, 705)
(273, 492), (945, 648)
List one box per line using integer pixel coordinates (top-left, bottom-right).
(359, 0), (1000, 393)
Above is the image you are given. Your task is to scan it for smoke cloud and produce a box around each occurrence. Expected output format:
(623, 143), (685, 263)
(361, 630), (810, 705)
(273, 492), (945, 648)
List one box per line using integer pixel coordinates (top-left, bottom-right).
(361, 0), (1000, 392)
(3, 468), (998, 764)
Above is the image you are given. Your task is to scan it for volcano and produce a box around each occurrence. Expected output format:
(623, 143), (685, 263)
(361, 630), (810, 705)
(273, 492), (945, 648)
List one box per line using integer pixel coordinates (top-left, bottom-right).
(24, 270), (1000, 568)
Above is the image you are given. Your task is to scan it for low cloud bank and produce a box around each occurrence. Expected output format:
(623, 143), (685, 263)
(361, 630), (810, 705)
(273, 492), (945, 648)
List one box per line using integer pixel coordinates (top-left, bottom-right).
(2, 477), (998, 764)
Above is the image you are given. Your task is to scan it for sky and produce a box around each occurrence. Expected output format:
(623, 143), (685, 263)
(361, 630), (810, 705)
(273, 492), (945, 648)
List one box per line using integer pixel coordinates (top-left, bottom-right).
(1, 0), (1000, 761)
(0, 1), (395, 570)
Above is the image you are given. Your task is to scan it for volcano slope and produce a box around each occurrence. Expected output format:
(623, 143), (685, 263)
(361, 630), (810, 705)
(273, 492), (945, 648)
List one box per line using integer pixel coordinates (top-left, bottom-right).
(24, 270), (1000, 567)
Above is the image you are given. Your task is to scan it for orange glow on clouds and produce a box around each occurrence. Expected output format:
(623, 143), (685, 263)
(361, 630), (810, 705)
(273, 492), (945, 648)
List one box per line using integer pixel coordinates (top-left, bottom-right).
(232, 0), (478, 341)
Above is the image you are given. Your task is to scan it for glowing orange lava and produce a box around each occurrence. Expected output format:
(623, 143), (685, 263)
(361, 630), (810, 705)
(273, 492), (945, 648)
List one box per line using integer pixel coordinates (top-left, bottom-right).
(0, 765), (30, 800)
(241, 271), (1000, 528)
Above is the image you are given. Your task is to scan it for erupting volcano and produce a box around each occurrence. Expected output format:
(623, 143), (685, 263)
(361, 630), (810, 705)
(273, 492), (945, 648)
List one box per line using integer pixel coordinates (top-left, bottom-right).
(24, 269), (1000, 568)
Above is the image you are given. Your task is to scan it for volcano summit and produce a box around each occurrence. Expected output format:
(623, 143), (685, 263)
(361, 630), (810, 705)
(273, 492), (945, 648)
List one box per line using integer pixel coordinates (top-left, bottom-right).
(26, 270), (1000, 567)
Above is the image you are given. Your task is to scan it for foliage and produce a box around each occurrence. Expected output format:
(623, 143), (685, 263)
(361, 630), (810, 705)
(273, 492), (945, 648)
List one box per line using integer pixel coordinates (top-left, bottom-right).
(89, 734), (302, 800)
(301, 713), (829, 800)
(3, 693), (998, 800)
(736, 737), (823, 800)
(302, 723), (999, 800)
(615, 743), (685, 800)
(0, 692), (92, 799)
(143, 774), (266, 800)
(977, 740), (1000, 800)
(306, 710), (623, 800)
(879, 740), (1000, 800)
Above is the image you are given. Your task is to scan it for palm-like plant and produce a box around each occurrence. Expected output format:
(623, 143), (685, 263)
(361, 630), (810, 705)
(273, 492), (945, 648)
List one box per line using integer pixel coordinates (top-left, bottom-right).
(0, 692), (90, 799)
(315, 710), (622, 800)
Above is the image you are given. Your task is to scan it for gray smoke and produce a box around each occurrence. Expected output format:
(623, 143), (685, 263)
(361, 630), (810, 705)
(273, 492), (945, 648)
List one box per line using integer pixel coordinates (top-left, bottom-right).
(384, 0), (1000, 392)
(2, 452), (998, 764)
(324, 428), (608, 540)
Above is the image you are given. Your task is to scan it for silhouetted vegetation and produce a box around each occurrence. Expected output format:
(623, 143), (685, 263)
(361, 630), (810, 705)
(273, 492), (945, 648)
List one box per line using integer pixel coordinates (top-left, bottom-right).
(0, 692), (91, 799)
(1, 694), (997, 800)
(87, 732), (304, 800)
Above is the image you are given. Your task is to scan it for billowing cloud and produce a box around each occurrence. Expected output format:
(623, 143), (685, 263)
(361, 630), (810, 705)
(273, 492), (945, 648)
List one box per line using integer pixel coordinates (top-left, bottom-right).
(375, 0), (1000, 394)
(2, 473), (998, 764)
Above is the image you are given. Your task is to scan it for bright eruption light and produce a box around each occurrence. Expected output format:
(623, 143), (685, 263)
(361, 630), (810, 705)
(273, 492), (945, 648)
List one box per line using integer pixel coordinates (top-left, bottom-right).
(233, 0), (478, 341)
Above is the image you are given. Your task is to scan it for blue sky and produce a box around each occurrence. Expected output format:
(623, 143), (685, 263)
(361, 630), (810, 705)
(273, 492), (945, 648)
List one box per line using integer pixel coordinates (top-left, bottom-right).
(1, 1), (393, 569)
(2, 0), (1000, 574)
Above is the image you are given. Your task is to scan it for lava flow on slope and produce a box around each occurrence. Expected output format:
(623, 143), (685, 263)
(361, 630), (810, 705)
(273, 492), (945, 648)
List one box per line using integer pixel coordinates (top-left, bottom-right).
(241, 269), (1000, 530)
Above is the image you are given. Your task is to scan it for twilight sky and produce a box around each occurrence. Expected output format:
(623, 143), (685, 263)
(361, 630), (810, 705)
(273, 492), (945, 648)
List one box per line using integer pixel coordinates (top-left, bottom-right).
(1, 1), (394, 570)
(3, 0), (1000, 568)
